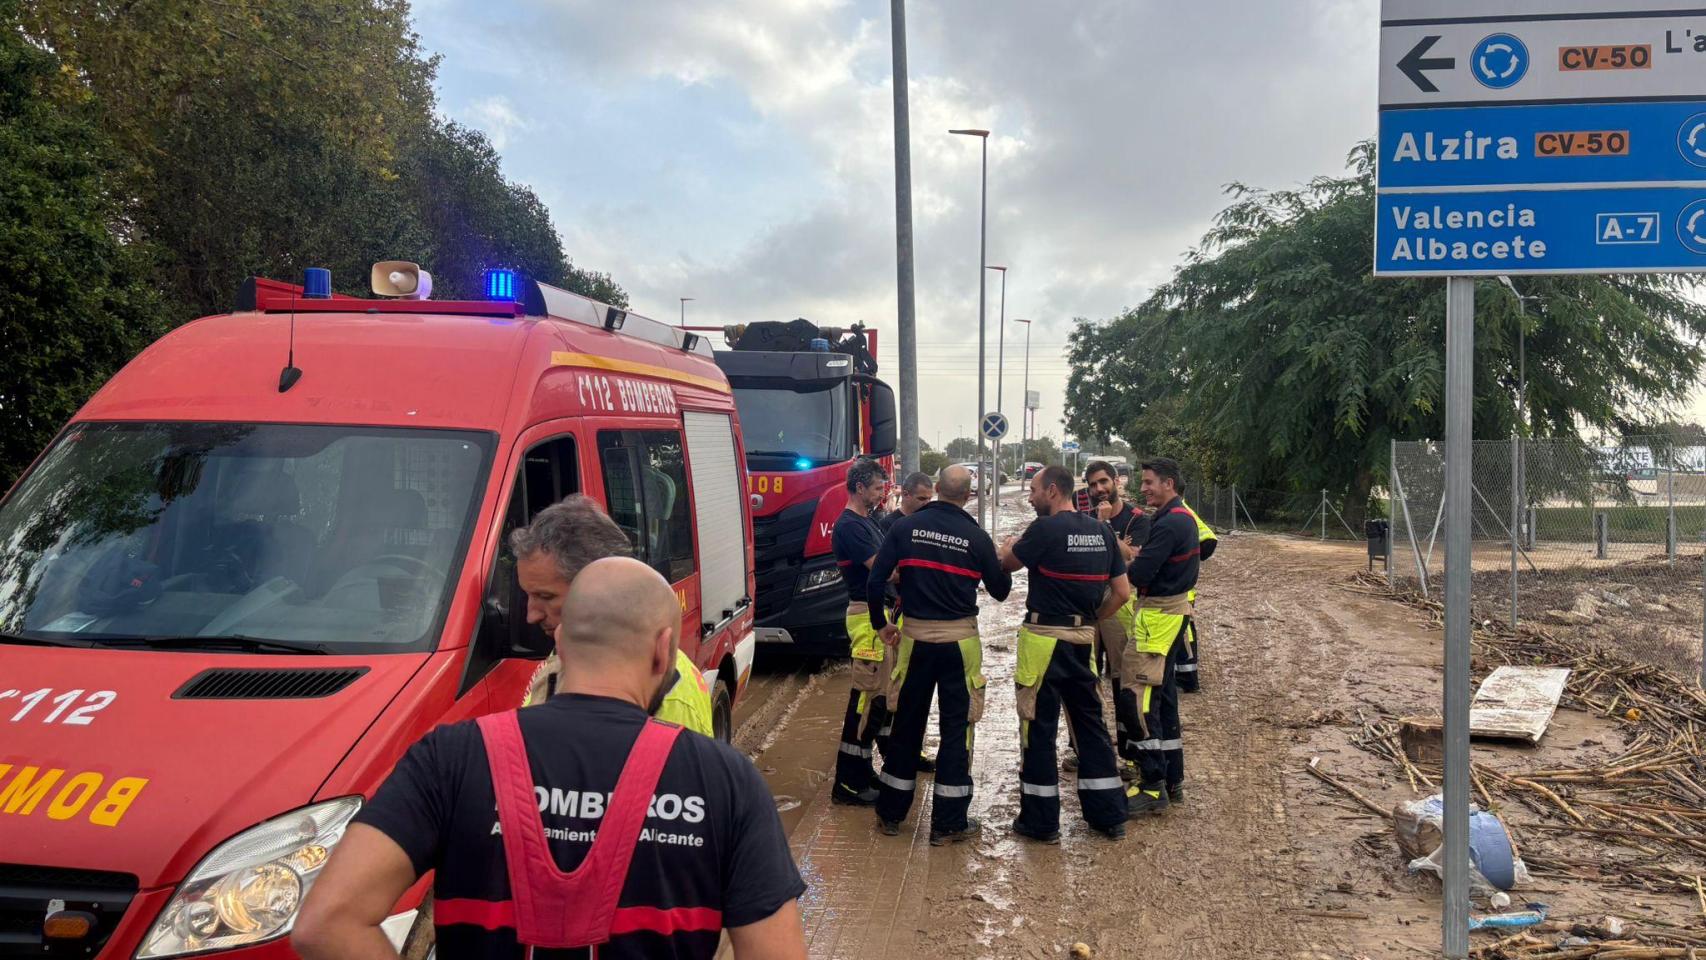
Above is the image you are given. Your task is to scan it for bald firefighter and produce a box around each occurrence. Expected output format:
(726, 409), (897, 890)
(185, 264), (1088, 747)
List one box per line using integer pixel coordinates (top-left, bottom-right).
(867, 465), (1010, 844)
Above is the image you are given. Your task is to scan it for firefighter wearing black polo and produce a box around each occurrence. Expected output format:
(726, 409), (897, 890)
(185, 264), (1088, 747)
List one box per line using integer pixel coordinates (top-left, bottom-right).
(830, 458), (894, 805)
(867, 464), (1010, 844)
(1173, 500), (1218, 693)
(1116, 457), (1201, 816)
(999, 465), (1131, 842)
(1082, 460), (1148, 778)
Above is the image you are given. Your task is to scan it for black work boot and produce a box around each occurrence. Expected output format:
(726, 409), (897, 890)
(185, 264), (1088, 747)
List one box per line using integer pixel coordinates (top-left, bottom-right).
(832, 784), (880, 806)
(1126, 785), (1171, 818)
(916, 752), (937, 774)
(930, 816), (982, 846)
(876, 814), (902, 836)
(1167, 782), (1186, 805)
(1094, 821), (1127, 840)
(1011, 821), (1061, 844)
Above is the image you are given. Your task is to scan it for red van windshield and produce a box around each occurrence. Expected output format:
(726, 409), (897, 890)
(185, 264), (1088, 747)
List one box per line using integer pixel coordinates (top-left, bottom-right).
(0, 422), (493, 654)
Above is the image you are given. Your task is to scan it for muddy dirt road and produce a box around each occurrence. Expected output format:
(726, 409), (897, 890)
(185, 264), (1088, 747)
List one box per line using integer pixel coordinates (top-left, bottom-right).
(730, 501), (1701, 959)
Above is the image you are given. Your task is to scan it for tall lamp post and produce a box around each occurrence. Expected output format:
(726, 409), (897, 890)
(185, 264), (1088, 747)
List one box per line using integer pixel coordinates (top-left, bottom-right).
(950, 127), (991, 529)
(1012, 317), (1032, 459)
(987, 264), (1007, 513)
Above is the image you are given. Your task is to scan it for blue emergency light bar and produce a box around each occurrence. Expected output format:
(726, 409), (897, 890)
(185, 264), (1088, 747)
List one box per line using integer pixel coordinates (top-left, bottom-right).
(483, 268), (521, 302)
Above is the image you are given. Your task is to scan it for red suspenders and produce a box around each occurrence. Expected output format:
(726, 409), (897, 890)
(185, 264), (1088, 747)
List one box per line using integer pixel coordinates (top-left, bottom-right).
(474, 710), (683, 949)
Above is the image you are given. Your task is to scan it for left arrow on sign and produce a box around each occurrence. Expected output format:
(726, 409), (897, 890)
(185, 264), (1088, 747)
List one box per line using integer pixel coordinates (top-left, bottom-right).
(1398, 35), (1456, 93)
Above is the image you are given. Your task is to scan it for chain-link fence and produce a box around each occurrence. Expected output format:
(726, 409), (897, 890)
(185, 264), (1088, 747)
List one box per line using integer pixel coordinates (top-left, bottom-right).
(1391, 438), (1706, 680)
(1183, 477), (1369, 540)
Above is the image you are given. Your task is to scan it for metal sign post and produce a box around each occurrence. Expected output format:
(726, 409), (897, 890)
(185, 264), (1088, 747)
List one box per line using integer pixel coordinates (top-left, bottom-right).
(1378, 3), (1706, 952)
(1441, 277), (1476, 958)
(981, 411), (1010, 534)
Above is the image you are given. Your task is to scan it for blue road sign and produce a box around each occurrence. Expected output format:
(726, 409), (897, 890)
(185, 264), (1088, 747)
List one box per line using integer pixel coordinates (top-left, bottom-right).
(1377, 5), (1706, 276)
(1375, 187), (1706, 275)
(980, 412), (1009, 442)
(1061, 440), (1080, 454)
(1379, 101), (1706, 191)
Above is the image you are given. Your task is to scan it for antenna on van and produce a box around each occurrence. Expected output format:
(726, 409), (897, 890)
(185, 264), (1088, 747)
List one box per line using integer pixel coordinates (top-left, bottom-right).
(278, 295), (303, 393)
(280, 269), (325, 393)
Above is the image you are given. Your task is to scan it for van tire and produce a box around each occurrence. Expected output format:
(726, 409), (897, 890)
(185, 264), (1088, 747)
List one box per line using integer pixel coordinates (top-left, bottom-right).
(711, 678), (733, 742)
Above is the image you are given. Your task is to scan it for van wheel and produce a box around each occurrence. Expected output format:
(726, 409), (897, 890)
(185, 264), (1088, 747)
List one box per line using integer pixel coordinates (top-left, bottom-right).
(711, 678), (733, 742)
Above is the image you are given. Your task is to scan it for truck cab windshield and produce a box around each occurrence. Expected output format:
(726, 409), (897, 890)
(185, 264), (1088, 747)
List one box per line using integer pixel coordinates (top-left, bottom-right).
(0, 422), (492, 653)
(733, 382), (853, 468)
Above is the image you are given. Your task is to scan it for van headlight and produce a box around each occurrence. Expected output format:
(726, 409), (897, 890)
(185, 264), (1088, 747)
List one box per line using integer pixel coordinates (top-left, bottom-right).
(138, 797), (362, 958)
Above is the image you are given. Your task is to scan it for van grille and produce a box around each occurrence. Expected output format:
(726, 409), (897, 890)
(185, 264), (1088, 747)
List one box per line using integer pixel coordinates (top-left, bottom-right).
(0, 863), (136, 957)
(173, 667), (368, 700)
(750, 499), (818, 619)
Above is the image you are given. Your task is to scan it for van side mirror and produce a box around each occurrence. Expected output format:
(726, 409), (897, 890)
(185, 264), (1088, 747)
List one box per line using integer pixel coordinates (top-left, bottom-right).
(508, 620), (556, 660)
(865, 379), (897, 457)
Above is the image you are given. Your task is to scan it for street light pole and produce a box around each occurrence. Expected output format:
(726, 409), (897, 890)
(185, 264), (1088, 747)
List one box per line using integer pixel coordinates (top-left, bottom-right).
(1013, 317), (1031, 458)
(950, 127), (991, 531)
(888, 0), (920, 477)
(988, 264), (1007, 523)
(679, 297), (695, 327)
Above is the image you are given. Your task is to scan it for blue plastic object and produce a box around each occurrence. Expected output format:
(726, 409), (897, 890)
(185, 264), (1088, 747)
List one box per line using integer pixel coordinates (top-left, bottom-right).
(1468, 810), (1518, 890)
(484, 268), (520, 301)
(302, 267), (332, 299)
(809, 338), (830, 352)
(1469, 903), (1548, 931)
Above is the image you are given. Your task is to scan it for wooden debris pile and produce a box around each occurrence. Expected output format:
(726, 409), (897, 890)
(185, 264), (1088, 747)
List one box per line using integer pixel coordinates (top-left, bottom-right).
(1343, 572), (1706, 945)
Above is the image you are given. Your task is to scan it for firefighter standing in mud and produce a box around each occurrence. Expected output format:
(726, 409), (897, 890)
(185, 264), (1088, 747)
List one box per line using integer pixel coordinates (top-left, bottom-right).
(1172, 498), (1218, 694)
(999, 465), (1131, 842)
(830, 459), (897, 805)
(1117, 457), (1202, 816)
(866, 464), (1010, 844)
(1081, 460), (1148, 781)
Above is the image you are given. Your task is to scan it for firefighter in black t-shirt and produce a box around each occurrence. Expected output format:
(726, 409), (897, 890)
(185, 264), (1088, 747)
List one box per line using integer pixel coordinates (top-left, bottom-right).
(828, 459), (893, 805)
(866, 464), (1010, 844)
(1117, 457), (1203, 817)
(294, 557), (807, 960)
(997, 465), (1132, 842)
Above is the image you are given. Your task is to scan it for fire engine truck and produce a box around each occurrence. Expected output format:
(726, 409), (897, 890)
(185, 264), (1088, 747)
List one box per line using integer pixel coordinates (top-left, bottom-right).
(0, 262), (757, 958)
(706, 319), (897, 656)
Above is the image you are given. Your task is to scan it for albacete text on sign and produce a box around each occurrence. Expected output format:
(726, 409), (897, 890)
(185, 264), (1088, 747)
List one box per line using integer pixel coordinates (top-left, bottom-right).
(1385, 202), (1547, 264)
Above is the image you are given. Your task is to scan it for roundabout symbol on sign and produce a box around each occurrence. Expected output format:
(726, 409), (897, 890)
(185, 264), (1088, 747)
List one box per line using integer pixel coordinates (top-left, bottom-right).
(1678, 113), (1706, 168)
(1472, 33), (1528, 90)
(1678, 199), (1706, 255)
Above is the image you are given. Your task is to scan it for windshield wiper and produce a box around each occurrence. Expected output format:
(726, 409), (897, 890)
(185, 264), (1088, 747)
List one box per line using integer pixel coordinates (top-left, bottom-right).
(95, 634), (330, 655)
(0, 631), (94, 648)
(748, 449), (807, 458)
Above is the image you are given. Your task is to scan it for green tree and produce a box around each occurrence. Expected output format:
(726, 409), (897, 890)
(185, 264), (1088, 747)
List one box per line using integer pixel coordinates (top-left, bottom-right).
(1065, 142), (1706, 524)
(944, 437), (979, 461)
(0, 0), (170, 485)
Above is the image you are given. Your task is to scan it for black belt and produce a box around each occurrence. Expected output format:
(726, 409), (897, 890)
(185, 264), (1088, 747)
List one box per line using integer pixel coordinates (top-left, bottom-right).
(1025, 612), (1088, 628)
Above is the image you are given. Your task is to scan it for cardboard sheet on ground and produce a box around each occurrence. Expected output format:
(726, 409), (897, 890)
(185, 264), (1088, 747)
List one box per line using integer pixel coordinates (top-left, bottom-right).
(1470, 666), (1571, 744)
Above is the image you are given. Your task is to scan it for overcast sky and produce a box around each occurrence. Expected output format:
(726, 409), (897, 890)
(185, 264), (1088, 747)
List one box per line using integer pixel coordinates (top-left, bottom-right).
(411, 0), (1706, 447)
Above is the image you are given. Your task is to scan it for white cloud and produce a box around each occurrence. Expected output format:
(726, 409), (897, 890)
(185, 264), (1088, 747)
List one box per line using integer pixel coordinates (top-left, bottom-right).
(429, 0), (1382, 445)
(464, 95), (528, 150)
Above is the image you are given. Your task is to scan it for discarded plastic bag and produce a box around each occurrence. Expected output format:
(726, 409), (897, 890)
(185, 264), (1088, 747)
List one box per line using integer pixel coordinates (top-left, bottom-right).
(1394, 795), (1529, 893)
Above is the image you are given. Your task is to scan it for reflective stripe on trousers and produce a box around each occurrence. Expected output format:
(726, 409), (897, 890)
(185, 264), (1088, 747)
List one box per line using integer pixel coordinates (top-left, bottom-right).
(878, 770), (915, 792)
(1021, 781), (1060, 797)
(840, 742), (873, 758)
(1076, 776), (1123, 791)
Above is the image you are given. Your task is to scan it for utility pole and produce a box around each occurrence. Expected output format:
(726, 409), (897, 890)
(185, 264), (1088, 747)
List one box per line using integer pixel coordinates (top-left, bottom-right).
(950, 127), (991, 530)
(889, 0), (920, 476)
(1014, 317), (1032, 457)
